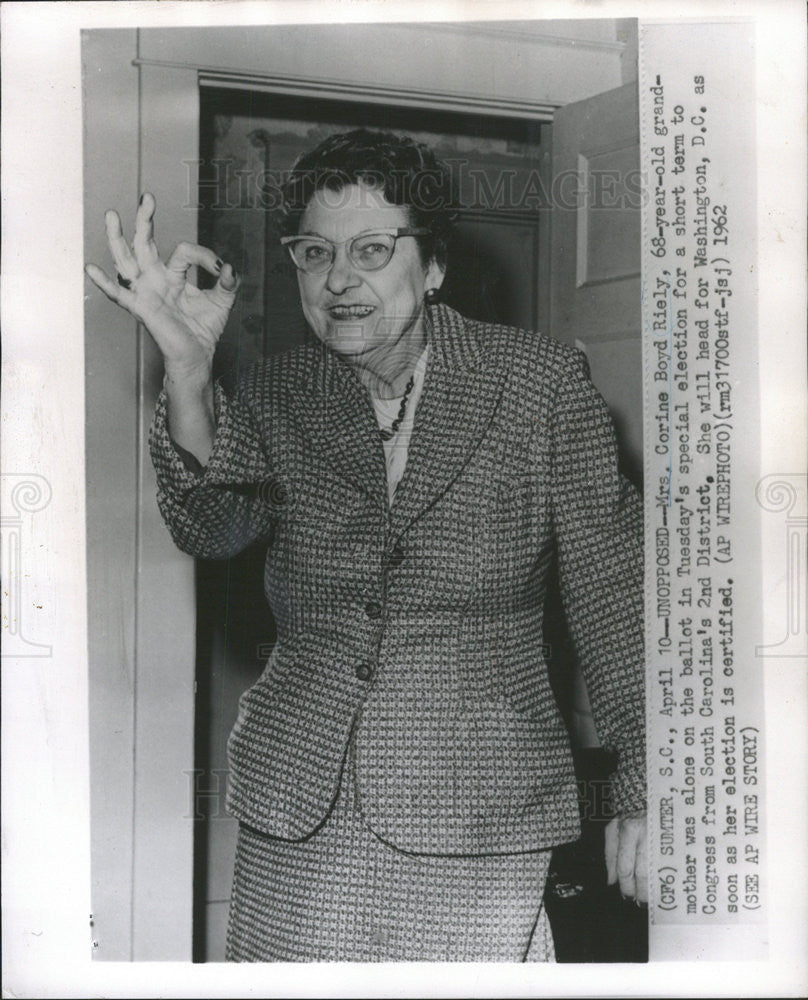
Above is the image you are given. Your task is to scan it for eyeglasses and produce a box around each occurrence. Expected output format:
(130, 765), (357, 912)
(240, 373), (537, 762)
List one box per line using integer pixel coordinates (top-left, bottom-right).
(280, 228), (429, 275)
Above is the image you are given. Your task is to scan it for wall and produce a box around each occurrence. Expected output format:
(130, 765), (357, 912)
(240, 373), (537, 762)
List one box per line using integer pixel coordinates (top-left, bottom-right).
(139, 21), (628, 110)
(84, 28), (140, 960)
(85, 29), (199, 962)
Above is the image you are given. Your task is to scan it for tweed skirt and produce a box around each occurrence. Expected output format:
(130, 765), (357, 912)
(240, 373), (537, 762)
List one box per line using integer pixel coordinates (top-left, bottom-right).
(226, 746), (555, 962)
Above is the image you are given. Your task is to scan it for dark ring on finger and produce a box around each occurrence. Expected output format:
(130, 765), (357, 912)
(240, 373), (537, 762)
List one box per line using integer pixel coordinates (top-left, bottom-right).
(117, 273), (133, 290)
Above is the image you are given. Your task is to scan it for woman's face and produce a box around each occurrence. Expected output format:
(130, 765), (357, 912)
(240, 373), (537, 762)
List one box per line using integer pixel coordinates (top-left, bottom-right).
(296, 182), (444, 364)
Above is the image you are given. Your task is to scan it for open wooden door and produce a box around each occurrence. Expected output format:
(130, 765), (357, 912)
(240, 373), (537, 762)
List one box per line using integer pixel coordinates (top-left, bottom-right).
(550, 81), (642, 485)
(549, 82), (641, 749)
(543, 83), (647, 962)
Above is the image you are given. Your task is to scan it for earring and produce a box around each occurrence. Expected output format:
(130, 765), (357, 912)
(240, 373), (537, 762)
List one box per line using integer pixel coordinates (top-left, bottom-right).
(424, 287), (440, 305)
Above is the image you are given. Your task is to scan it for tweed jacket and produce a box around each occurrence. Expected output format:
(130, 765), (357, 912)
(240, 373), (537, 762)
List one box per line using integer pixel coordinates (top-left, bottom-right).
(150, 303), (646, 855)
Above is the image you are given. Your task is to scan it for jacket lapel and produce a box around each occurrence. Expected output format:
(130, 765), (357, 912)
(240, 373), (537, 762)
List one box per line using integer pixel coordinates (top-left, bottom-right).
(294, 305), (508, 528)
(297, 342), (389, 514)
(389, 305), (508, 538)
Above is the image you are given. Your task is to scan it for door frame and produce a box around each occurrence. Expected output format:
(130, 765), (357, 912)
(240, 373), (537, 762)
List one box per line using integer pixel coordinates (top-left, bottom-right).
(87, 35), (567, 961)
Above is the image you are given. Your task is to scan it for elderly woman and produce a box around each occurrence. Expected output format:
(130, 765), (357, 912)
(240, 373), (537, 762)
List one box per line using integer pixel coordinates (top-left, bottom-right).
(86, 128), (646, 963)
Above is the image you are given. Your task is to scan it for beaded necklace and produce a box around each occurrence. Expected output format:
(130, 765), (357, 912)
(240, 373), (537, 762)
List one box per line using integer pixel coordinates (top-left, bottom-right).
(377, 374), (416, 441)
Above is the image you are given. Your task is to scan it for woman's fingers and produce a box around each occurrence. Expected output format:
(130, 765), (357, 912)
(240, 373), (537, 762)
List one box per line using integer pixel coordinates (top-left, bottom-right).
(85, 263), (137, 311)
(604, 816), (618, 885)
(104, 210), (139, 279)
(605, 813), (647, 903)
(92, 203), (239, 342)
(635, 831), (648, 904)
(166, 240), (225, 280)
(616, 831), (638, 900)
(206, 262), (240, 308)
(133, 192), (160, 271)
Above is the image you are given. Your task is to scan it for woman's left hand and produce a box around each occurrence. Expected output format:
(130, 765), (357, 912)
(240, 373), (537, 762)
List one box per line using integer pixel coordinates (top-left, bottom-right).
(605, 810), (648, 904)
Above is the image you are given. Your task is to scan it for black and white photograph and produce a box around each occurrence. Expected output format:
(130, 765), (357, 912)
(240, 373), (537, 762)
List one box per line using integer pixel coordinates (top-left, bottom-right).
(2, 1), (806, 997)
(82, 18), (646, 965)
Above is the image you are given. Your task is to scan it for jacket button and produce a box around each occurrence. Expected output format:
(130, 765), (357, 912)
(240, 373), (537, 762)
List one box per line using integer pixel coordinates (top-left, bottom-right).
(355, 664), (373, 681)
(364, 600), (383, 619)
(259, 478), (287, 506)
(387, 545), (405, 568)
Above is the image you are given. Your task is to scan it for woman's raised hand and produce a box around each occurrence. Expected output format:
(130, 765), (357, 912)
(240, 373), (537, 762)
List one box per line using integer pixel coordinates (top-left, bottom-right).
(85, 193), (239, 381)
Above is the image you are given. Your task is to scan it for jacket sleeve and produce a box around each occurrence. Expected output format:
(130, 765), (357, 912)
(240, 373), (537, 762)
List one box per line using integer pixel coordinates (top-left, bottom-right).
(149, 371), (278, 560)
(549, 348), (646, 815)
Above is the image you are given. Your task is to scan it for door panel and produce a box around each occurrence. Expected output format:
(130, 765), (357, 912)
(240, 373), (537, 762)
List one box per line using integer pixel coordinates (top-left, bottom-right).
(549, 83), (642, 750)
(551, 81), (642, 485)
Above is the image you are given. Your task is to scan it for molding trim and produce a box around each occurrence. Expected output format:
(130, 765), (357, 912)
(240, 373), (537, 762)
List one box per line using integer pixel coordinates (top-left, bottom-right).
(457, 207), (543, 225)
(395, 20), (627, 54)
(133, 60), (559, 120)
(575, 326), (641, 344)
